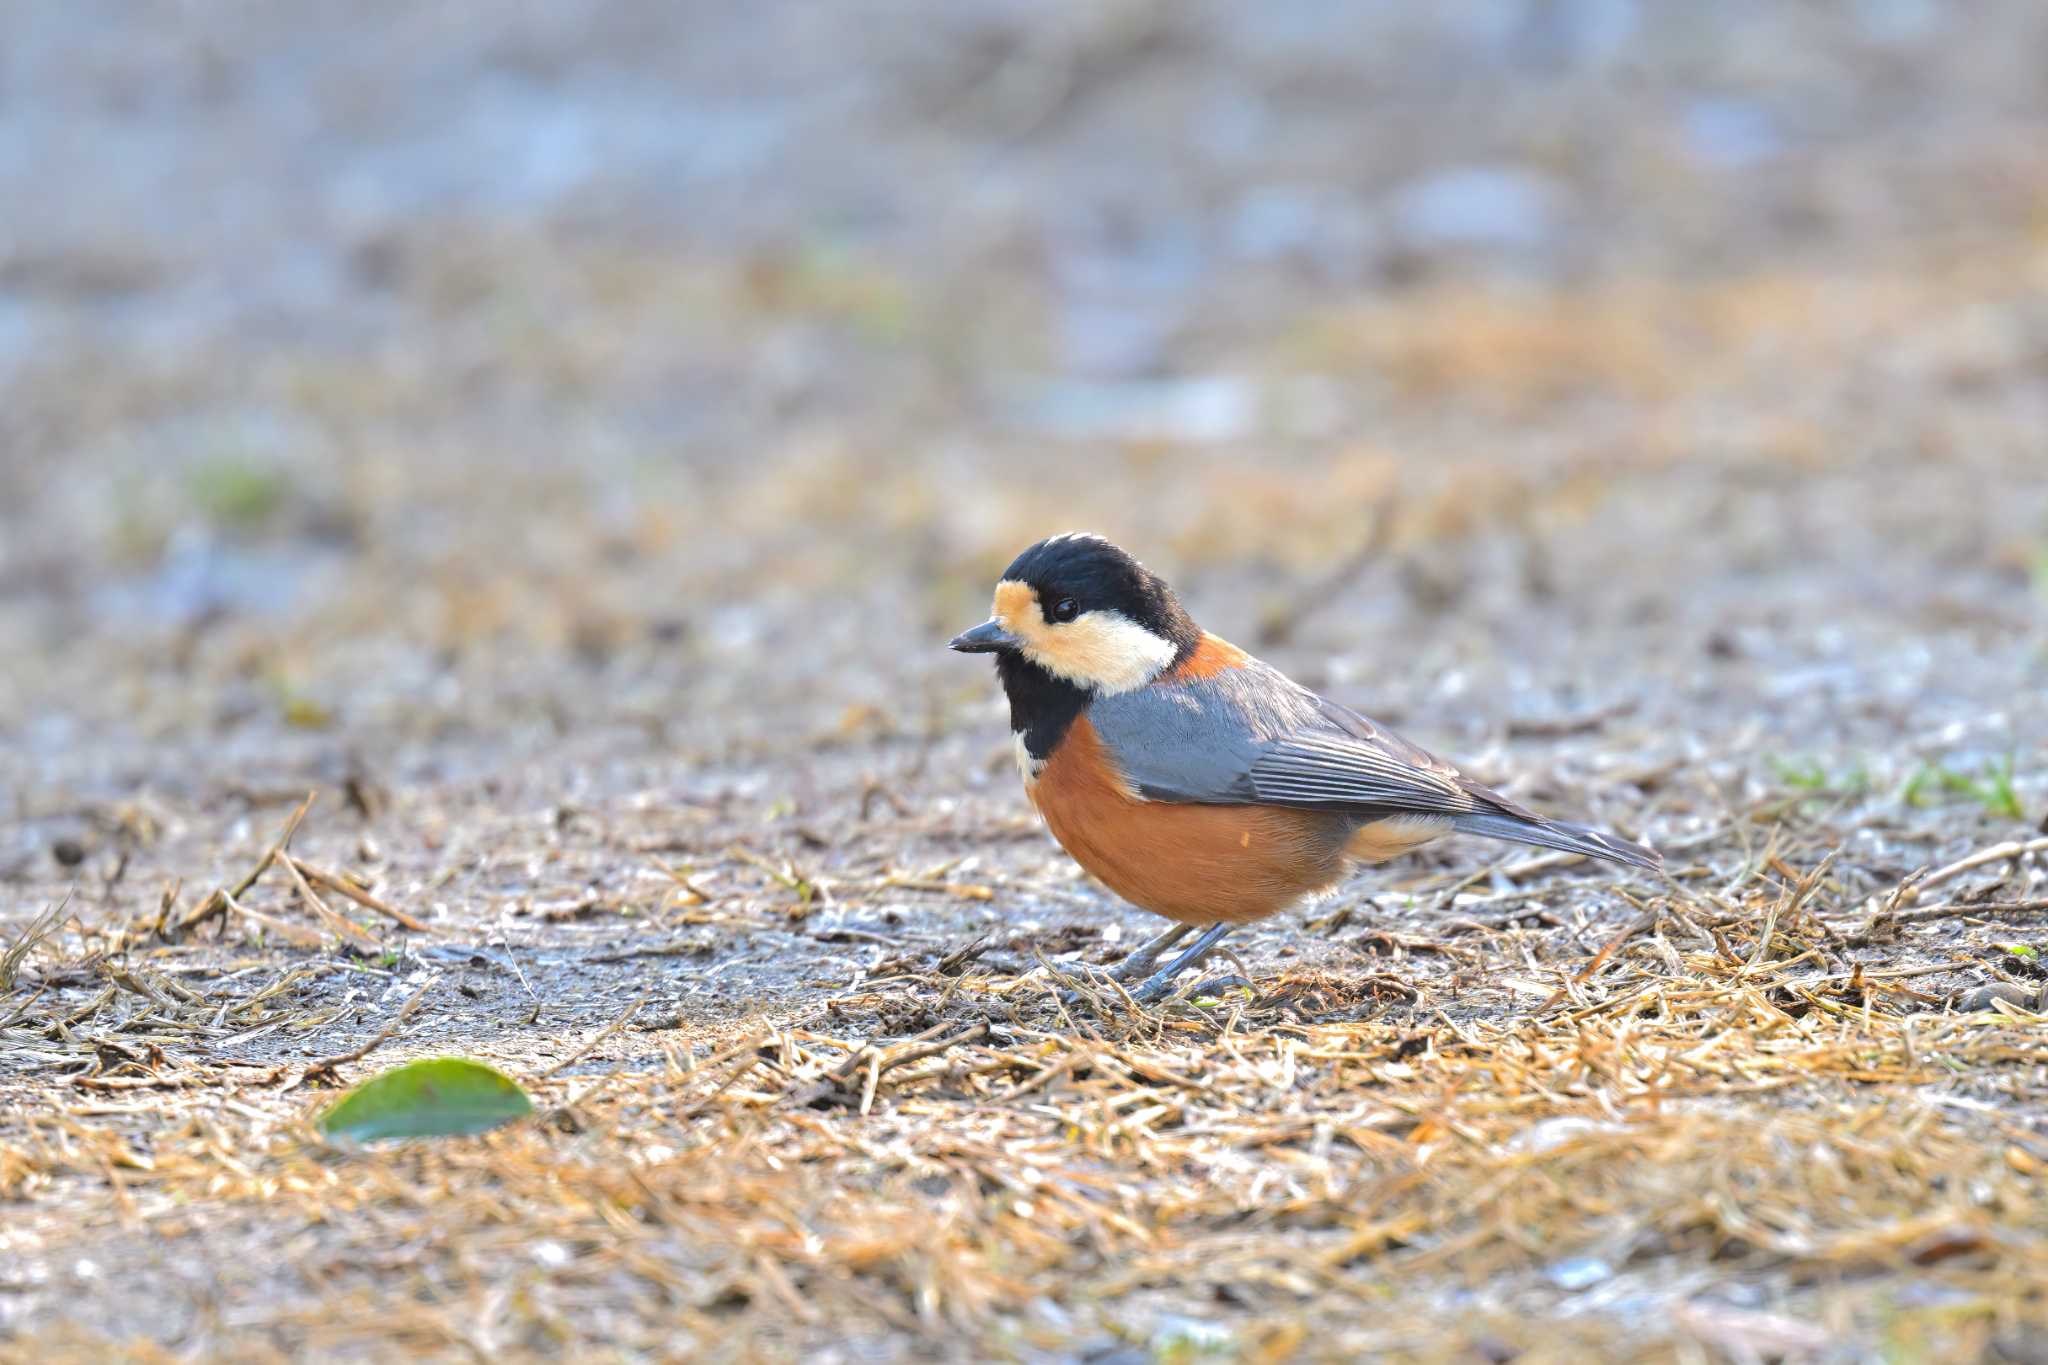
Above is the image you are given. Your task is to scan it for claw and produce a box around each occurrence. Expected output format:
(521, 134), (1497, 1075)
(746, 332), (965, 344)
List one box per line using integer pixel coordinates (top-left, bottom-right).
(1178, 974), (1255, 1002)
(1052, 923), (1197, 1005)
(1050, 924), (1250, 1011)
(1126, 924), (1235, 1003)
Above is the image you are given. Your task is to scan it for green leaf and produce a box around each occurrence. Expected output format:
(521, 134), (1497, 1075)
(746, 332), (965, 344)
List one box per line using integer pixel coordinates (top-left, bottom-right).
(1768, 754), (1830, 792)
(318, 1057), (533, 1142)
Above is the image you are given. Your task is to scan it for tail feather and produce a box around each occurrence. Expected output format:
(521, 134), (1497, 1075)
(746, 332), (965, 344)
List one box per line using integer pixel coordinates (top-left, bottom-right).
(1451, 809), (1661, 871)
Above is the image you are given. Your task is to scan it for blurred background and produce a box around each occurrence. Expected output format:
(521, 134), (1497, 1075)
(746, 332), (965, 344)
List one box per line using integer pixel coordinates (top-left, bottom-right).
(2, 1), (2044, 841)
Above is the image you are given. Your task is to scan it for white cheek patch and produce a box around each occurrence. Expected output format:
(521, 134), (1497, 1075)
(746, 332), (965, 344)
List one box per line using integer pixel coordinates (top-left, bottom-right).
(1030, 610), (1177, 694)
(991, 579), (1178, 694)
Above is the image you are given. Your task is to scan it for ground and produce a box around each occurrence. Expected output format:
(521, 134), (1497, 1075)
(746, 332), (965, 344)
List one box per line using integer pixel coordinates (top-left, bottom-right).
(3, 4), (2048, 1362)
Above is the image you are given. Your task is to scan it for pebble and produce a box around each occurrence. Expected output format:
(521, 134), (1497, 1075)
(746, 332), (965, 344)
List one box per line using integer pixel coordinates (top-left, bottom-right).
(1546, 1255), (1614, 1290)
(1955, 982), (2040, 1013)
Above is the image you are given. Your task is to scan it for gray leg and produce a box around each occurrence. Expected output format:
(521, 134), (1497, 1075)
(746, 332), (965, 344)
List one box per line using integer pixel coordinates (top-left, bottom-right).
(1107, 923), (1195, 981)
(1057, 923), (1197, 1006)
(1130, 923), (1235, 1003)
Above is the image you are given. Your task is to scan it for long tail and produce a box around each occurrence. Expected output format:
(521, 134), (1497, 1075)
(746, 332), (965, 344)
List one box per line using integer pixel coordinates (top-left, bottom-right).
(1451, 807), (1661, 871)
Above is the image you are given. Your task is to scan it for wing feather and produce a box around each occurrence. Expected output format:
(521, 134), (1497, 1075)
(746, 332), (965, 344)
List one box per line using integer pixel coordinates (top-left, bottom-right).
(1086, 652), (1656, 869)
(1247, 732), (1471, 812)
(1088, 658), (1473, 818)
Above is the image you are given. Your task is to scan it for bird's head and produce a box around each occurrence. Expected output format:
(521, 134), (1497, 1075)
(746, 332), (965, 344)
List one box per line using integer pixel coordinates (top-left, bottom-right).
(949, 533), (1200, 693)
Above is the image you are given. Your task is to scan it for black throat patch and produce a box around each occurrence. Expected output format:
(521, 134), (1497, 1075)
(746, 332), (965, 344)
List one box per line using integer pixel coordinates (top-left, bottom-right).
(995, 652), (1090, 761)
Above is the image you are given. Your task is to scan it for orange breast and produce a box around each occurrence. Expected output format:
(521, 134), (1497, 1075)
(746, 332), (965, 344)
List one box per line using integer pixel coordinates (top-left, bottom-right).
(1027, 717), (1354, 925)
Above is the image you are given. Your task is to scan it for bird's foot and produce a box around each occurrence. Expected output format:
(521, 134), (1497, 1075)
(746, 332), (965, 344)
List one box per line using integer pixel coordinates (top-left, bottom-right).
(1170, 973), (1256, 1004)
(1053, 959), (1155, 1007)
(1064, 924), (1244, 1009)
(1051, 924), (1196, 1005)
(1103, 923), (1195, 982)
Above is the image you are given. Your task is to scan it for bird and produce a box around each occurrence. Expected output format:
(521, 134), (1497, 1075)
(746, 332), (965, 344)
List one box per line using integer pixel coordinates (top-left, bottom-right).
(950, 533), (1659, 1004)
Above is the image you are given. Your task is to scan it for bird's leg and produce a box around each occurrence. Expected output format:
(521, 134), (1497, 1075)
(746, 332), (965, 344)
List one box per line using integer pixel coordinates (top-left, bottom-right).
(1056, 923), (1195, 1005)
(1105, 923), (1195, 981)
(1129, 923), (1236, 1003)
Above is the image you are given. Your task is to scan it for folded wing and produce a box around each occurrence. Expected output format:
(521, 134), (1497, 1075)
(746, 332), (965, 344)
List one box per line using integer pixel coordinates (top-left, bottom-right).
(1089, 658), (1658, 870)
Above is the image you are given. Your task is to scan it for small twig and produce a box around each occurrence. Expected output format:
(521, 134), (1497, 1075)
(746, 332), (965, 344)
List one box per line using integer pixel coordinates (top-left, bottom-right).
(539, 993), (650, 1080)
(222, 892), (327, 949)
(0, 984), (50, 1030)
(1750, 853), (1835, 969)
(1792, 960), (1976, 986)
(675, 1035), (770, 1120)
(1880, 899), (2048, 927)
(1889, 836), (2048, 908)
(825, 1020), (949, 1086)
(587, 940), (712, 964)
(650, 860), (718, 907)
(173, 889), (230, 937)
(169, 793), (317, 941)
(785, 1019), (990, 1109)
(296, 974), (440, 1086)
(241, 791), (316, 896)
(935, 935), (992, 975)
(869, 1021), (989, 1079)
(727, 843), (822, 903)
(1428, 849), (1591, 900)
(2, 892), (70, 993)
(281, 853), (381, 953)
(811, 927), (895, 947)
(243, 790), (317, 897)
(869, 876), (995, 901)
(859, 781), (913, 821)
(1440, 909), (1561, 935)
(482, 940), (541, 1024)
(1505, 700), (1637, 738)
(144, 877), (184, 939)
(1000, 1046), (1089, 1100)
(1537, 907), (1661, 1012)
(291, 858), (433, 933)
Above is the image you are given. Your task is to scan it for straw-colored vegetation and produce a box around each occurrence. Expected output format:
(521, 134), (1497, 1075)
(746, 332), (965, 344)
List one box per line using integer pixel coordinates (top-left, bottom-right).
(5, 751), (2047, 1359)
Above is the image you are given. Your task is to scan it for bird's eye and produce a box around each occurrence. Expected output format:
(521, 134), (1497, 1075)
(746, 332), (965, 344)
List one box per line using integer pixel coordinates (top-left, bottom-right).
(1049, 597), (1080, 624)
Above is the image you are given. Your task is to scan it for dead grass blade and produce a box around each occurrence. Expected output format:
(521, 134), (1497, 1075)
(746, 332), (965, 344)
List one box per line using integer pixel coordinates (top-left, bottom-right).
(290, 857), (433, 933)
(2, 892), (70, 993)
(296, 974), (442, 1088)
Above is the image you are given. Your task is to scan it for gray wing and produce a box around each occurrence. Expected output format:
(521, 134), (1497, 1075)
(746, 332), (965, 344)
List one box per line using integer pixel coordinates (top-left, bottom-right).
(1088, 660), (1472, 817)
(1252, 693), (1475, 812)
(1088, 659), (1660, 869)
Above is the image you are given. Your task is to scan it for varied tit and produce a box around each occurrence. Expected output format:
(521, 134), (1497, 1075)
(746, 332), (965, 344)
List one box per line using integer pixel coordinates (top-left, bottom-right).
(951, 533), (1659, 1003)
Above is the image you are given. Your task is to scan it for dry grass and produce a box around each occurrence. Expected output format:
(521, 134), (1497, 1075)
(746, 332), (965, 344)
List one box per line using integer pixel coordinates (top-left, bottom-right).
(5, 785), (2047, 1361)
(6, 262), (2044, 1353)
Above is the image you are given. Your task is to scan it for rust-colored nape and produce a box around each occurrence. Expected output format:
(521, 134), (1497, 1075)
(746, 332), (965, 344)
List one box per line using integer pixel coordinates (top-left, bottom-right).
(1166, 633), (1250, 683)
